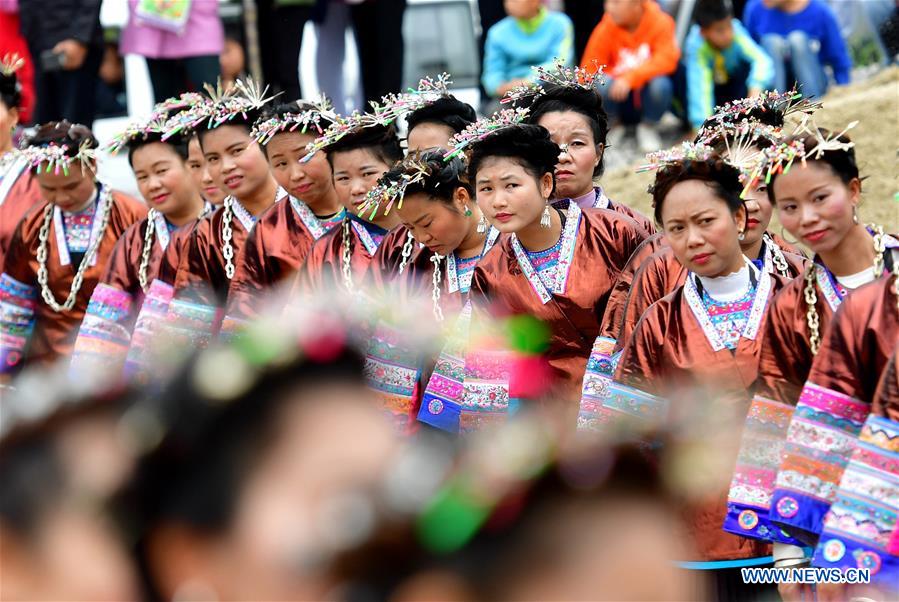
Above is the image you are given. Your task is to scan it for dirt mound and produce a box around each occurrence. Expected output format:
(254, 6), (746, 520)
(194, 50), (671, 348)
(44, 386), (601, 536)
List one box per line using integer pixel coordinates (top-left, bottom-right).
(601, 67), (899, 231)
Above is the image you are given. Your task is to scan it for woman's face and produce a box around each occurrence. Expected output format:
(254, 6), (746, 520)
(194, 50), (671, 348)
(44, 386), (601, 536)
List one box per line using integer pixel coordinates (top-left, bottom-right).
(131, 142), (197, 217)
(266, 131), (335, 212)
(406, 122), (456, 153)
(740, 182), (771, 249)
(0, 413), (139, 601)
(331, 148), (392, 215)
(0, 100), (18, 153)
(773, 160), (860, 255)
(35, 165), (97, 212)
(660, 179), (746, 278)
(537, 110), (600, 200)
(396, 190), (471, 257)
(474, 157), (553, 235)
(153, 384), (397, 601)
(201, 125), (272, 202)
(187, 136), (225, 206)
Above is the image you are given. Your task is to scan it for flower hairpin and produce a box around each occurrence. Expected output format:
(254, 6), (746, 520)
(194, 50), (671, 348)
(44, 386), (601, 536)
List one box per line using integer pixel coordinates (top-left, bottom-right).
(0, 52), (25, 77)
(251, 95), (338, 145)
(443, 107), (531, 160)
(21, 139), (97, 176)
(502, 59), (606, 105)
(110, 92), (211, 153)
(358, 154), (432, 219)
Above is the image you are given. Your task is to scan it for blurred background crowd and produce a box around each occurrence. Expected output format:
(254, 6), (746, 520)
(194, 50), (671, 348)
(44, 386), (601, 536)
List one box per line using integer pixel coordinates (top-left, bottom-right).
(1, 0), (897, 132)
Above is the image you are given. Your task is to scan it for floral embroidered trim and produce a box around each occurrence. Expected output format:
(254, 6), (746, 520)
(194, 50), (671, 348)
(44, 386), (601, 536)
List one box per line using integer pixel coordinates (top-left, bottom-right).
(510, 202), (581, 304)
(684, 263), (772, 351)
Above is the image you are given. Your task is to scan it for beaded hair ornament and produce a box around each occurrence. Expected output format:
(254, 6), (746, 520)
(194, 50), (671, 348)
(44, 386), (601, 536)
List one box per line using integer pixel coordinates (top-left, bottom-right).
(250, 95), (338, 145)
(742, 116), (858, 195)
(700, 87), (822, 131)
(443, 106), (531, 161)
(0, 52), (25, 80)
(301, 74), (453, 162)
(501, 59), (606, 106)
(161, 77), (277, 140)
(358, 152), (447, 219)
(20, 131), (98, 176)
(105, 92), (206, 155)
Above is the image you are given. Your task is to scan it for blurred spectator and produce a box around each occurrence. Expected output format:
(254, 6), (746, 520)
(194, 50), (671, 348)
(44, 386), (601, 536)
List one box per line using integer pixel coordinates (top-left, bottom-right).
(0, 385), (140, 600)
(564, 0), (605, 61)
(581, 0), (680, 152)
(482, 0), (575, 101)
(114, 334), (397, 601)
(0, 0), (35, 123)
(119, 0), (223, 104)
(350, 0), (407, 104)
(95, 42), (127, 118)
(477, 0), (506, 107)
(17, 0), (103, 125)
(881, 1), (899, 63)
(220, 35), (247, 90)
(743, 0), (851, 99)
(312, 0), (363, 114)
(259, 0), (314, 101)
(683, 0), (773, 130)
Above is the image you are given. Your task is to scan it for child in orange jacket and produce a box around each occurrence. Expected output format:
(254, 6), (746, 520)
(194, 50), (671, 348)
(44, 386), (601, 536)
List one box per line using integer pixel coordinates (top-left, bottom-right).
(581, 0), (680, 152)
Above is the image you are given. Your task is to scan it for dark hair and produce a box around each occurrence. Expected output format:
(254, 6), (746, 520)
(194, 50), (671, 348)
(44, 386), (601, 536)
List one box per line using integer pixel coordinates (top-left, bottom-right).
(25, 121), (99, 158)
(693, 0), (732, 28)
(115, 344), (366, 601)
(525, 84), (609, 177)
(126, 133), (190, 167)
(382, 149), (471, 205)
(650, 157), (744, 225)
(766, 128), (861, 205)
(325, 124), (403, 169)
(257, 100), (338, 155)
(330, 442), (669, 601)
(406, 96), (477, 136)
(0, 439), (65, 537)
(0, 70), (21, 110)
(468, 124), (560, 186)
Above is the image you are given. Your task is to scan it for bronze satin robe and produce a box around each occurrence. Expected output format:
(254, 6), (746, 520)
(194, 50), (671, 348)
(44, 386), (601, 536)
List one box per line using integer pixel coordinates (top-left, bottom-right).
(173, 206), (256, 306)
(2, 192), (146, 367)
(101, 217), (166, 300)
(873, 344), (898, 421)
(617, 242), (807, 352)
(294, 216), (387, 296)
(598, 231), (668, 341)
(470, 208), (647, 410)
(226, 199), (326, 321)
(805, 274), (899, 403)
(614, 275), (789, 562)
(0, 166), (41, 270)
(367, 226), (420, 292)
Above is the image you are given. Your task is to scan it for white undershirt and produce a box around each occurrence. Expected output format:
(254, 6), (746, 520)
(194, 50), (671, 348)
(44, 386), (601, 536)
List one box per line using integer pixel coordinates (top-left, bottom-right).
(696, 261), (756, 303)
(835, 267), (876, 291)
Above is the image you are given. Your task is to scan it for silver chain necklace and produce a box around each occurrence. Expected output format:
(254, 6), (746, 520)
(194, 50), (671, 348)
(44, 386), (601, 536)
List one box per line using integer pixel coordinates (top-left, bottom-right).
(430, 254), (444, 322)
(137, 208), (159, 293)
(36, 187), (113, 312)
(341, 219), (354, 292)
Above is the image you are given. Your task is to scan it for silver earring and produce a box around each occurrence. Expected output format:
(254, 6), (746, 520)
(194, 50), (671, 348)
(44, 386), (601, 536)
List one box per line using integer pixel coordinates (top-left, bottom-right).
(738, 231), (745, 241)
(540, 203), (552, 229)
(477, 214), (488, 234)
(852, 206), (859, 224)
